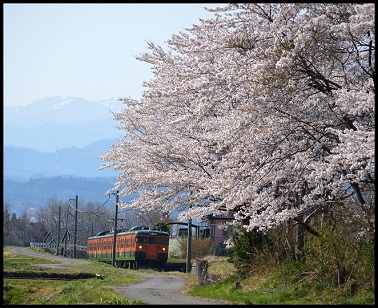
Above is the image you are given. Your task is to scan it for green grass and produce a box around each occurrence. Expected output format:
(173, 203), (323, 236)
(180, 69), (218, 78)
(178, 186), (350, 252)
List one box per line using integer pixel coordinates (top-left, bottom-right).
(4, 255), (60, 270)
(4, 246), (374, 305)
(3, 278), (146, 305)
(186, 275), (375, 305)
(167, 256), (186, 263)
(3, 246), (147, 305)
(183, 256), (375, 305)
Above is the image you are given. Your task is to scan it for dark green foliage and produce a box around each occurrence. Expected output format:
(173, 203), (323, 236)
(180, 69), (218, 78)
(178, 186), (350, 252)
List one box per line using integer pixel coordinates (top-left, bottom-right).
(153, 221), (170, 233)
(269, 259), (307, 288)
(305, 222), (375, 290)
(227, 201), (375, 299)
(228, 228), (273, 278)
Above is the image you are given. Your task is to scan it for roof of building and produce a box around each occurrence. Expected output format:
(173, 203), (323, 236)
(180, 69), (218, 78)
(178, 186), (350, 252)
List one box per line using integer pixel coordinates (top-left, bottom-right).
(205, 211), (235, 220)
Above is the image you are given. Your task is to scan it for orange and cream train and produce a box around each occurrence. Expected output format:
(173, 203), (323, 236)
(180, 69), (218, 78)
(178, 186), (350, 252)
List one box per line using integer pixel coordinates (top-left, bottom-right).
(86, 227), (170, 269)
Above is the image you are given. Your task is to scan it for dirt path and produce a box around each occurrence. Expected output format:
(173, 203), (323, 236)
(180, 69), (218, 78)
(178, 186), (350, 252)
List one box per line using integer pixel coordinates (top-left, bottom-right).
(7, 246), (88, 268)
(111, 273), (229, 305)
(6, 247), (229, 305)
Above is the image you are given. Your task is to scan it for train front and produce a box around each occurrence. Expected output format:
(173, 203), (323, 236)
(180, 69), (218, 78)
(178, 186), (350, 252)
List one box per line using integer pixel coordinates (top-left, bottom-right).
(134, 229), (169, 268)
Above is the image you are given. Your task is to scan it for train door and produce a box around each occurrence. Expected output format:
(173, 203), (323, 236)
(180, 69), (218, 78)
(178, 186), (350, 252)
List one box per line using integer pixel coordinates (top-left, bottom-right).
(126, 237), (132, 257)
(147, 236), (158, 260)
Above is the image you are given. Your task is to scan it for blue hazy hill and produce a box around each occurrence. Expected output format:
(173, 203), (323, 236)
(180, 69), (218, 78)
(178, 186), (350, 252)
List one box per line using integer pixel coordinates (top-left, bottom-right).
(4, 139), (121, 180)
(3, 96), (128, 215)
(4, 96), (124, 152)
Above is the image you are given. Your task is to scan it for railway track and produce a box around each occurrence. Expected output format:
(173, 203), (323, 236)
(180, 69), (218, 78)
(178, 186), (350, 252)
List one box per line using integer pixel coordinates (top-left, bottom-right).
(11, 246), (189, 273)
(162, 262), (187, 273)
(117, 262), (188, 273)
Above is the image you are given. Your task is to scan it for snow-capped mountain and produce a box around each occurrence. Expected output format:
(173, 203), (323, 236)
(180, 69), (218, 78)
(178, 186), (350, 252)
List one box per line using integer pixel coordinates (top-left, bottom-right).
(4, 96), (124, 127)
(4, 96), (125, 152)
(3, 96), (132, 215)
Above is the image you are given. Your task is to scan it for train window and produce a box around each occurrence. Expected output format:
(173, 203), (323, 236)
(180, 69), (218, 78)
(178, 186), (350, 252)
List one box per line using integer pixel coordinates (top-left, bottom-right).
(157, 237), (169, 245)
(120, 239), (124, 248)
(126, 239), (130, 248)
(148, 237), (157, 244)
(135, 236), (147, 243)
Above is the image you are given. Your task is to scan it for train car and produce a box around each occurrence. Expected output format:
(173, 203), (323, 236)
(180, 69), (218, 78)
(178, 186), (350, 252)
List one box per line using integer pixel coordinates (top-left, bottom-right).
(86, 228), (170, 269)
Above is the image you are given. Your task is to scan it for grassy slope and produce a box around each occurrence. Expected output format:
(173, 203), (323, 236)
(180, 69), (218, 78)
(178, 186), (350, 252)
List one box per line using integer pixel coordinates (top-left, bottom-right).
(183, 256), (375, 305)
(3, 246), (146, 305)
(4, 247), (374, 305)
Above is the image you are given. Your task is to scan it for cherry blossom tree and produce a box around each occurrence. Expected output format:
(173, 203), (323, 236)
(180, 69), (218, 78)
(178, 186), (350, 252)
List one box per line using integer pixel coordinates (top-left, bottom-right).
(100, 3), (374, 235)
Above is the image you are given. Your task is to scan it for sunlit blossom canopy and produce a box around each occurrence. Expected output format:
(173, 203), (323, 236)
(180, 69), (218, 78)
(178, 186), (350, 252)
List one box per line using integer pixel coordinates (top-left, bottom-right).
(100, 3), (375, 234)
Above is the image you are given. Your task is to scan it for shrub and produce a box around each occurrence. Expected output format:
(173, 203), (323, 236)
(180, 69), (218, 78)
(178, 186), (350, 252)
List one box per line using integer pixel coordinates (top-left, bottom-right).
(177, 237), (219, 259)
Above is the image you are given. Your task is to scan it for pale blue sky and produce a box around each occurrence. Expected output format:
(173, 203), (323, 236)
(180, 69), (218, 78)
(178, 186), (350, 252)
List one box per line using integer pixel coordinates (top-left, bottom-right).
(4, 3), (224, 106)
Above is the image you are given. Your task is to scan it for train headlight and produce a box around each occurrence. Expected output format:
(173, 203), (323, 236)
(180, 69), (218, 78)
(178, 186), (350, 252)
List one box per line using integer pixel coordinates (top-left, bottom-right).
(162, 247), (166, 251)
(139, 245), (142, 249)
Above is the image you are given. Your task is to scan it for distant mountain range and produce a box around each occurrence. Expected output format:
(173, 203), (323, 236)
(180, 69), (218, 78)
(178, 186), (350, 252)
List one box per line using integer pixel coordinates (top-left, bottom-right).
(3, 176), (127, 216)
(4, 96), (124, 152)
(3, 96), (128, 215)
(4, 139), (120, 180)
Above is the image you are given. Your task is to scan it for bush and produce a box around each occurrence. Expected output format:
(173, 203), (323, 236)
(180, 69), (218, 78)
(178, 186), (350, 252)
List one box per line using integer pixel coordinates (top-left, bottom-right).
(305, 223), (375, 290)
(177, 237), (219, 259)
(227, 228), (274, 278)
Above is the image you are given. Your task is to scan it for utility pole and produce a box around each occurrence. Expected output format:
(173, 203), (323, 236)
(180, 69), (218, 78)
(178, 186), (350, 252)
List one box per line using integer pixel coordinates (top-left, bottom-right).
(55, 206), (61, 255)
(186, 217), (192, 273)
(112, 191), (119, 267)
(73, 195), (78, 258)
(64, 211), (68, 256)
